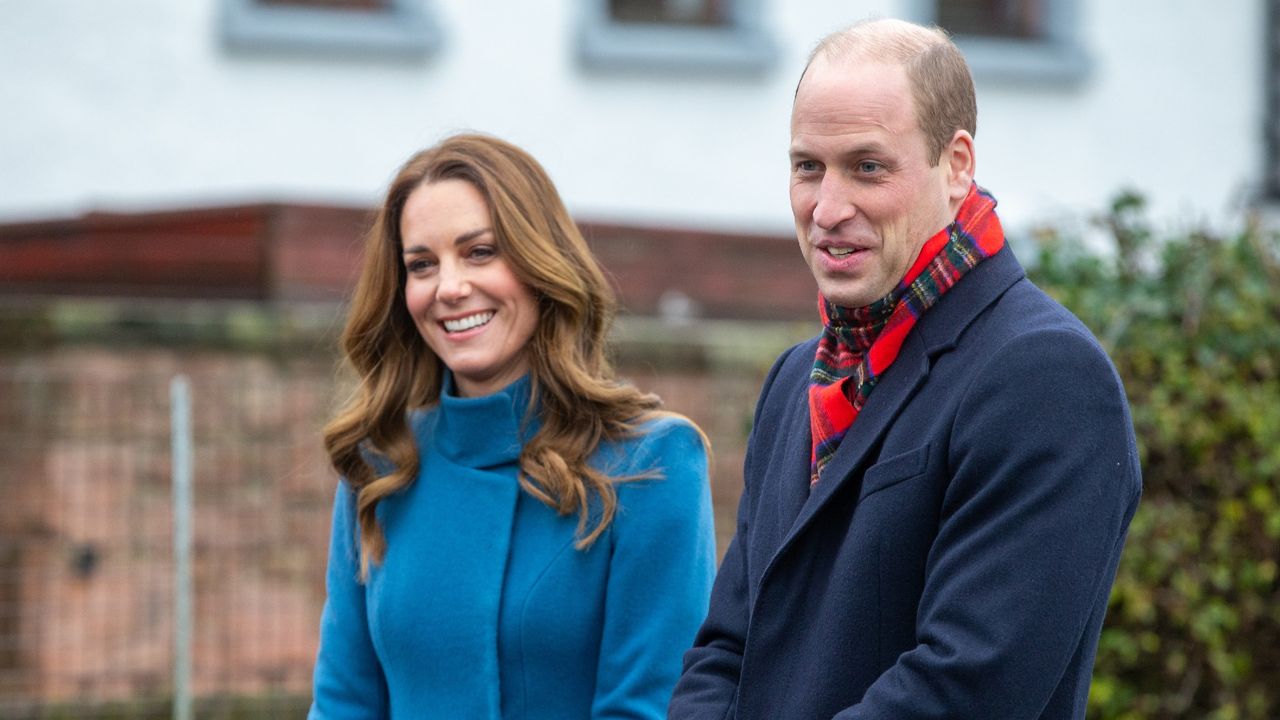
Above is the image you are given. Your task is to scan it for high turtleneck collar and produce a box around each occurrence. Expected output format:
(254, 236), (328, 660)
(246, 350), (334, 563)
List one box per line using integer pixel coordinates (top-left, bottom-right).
(423, 371), (538, 470)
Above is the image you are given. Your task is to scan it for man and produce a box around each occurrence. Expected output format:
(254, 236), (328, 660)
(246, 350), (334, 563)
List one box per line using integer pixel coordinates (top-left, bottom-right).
(669, 18), (1141, 720)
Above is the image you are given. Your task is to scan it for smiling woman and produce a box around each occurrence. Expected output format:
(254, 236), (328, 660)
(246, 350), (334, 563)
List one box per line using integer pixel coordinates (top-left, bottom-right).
(309, 133), (716, 720)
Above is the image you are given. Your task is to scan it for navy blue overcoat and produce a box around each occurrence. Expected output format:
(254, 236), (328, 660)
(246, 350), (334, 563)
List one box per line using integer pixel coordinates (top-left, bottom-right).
(670, 246), (1142, 719)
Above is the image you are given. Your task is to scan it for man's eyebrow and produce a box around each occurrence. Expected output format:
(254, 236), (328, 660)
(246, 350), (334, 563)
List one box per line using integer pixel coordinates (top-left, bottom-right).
(842, 142), (890, 157)
(402, 227), (492, 255)
(789, 142), (892, 160)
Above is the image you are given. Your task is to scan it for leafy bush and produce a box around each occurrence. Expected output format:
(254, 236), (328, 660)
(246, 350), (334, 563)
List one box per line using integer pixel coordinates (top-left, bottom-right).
(1027, 192), (1280, 719)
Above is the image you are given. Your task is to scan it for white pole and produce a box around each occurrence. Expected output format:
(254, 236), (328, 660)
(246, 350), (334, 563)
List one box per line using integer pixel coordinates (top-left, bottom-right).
(170, 376), (193, 720)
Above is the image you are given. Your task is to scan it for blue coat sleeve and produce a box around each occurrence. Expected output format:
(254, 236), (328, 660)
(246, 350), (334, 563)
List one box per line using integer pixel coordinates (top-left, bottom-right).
(590, 417), (717, 719)
(836, 328), (1142, 719)
(668, 345), (798, 719)
(309, 482), (390, 720)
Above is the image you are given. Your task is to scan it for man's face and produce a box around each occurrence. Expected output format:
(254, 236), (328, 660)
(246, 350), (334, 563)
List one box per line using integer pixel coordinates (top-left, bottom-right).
(790, 56), (957, 309)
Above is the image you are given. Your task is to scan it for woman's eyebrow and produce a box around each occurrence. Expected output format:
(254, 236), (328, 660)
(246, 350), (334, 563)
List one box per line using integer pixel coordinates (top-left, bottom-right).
(402, 227), (492, 255)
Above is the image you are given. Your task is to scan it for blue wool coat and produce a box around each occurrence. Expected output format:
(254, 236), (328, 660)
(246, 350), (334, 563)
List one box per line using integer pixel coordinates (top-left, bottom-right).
(670, 246), (1142, 719)
(309, 375), (716, 719)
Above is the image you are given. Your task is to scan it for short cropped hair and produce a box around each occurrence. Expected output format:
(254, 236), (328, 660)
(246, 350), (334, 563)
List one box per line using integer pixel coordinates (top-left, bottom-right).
(803, 18), (977, 165)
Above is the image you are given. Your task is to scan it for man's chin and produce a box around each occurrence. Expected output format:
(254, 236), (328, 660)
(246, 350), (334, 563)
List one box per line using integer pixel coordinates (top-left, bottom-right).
(817, 277), (882, 309)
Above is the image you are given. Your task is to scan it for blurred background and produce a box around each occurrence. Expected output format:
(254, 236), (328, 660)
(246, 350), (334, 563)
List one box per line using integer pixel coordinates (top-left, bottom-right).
(0, 0), (1276, 718)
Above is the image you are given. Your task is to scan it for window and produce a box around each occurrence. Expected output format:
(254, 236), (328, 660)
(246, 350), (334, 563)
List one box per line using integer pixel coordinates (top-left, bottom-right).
(608, 0), (727, 27)
(220, 0), (440, 58)
(256, 0), (390, 8)
(938, 0), (1046, 40)
(578, 0), (776, 74)
(913, 0), (1088, 83)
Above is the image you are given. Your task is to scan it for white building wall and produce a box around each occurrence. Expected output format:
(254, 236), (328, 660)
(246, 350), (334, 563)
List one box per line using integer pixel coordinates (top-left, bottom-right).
(0, 0), (1265, 235)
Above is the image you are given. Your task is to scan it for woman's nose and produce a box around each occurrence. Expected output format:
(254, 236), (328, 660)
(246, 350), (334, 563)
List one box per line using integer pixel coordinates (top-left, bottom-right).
(435, 263), (471, 303)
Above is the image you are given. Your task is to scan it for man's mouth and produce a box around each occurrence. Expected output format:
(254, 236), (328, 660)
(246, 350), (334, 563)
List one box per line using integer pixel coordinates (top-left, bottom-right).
(826, 247), (858, 258)
(442, 311), (494, 333)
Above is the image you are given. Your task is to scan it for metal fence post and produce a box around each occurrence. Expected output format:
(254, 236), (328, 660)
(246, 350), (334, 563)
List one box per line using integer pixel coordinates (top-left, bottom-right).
(171, 376), (194, 720)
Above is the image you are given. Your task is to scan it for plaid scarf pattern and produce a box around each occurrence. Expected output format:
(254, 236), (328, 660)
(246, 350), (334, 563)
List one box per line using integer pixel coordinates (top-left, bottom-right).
(808, 184), (1005, 486)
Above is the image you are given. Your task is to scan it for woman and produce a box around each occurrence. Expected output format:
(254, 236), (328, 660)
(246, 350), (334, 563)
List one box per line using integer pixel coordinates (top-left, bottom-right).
(309, 133), (716, 719)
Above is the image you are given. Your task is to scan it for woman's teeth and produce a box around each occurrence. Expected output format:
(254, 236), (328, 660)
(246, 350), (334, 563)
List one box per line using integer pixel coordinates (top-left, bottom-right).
(443, 312), (494, 333)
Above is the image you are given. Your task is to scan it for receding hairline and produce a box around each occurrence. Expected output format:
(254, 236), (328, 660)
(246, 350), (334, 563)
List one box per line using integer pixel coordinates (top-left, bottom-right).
(807, 17), (955, 71)
(794, 17), (976, 165)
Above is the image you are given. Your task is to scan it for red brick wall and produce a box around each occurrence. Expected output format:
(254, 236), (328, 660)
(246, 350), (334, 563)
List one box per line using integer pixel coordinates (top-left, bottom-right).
(0, 337), (784, 706)
(581, 221), (815, 321)
(0, 349), (336, 702)
(0, 201), (821, 709)
(0, 205), (816, 322)
(0, 209), (272, 299)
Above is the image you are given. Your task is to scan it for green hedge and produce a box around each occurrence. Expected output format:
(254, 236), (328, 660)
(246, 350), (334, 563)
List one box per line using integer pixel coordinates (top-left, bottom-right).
(1026, 192), (1280, 720)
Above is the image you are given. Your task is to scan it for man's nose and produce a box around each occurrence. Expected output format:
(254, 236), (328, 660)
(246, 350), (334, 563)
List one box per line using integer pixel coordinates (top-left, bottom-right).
(812, 175), (856, 230)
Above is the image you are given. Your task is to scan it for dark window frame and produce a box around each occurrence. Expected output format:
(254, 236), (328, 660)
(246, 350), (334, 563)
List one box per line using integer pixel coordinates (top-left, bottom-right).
(1266, 0), (1280, 199)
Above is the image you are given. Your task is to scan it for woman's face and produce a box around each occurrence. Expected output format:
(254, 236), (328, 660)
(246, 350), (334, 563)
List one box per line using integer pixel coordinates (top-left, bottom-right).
(400, 179), (539, 398)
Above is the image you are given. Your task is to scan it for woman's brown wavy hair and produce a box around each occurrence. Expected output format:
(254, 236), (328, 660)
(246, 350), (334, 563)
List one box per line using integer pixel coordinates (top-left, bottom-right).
(323, 132), (689, 580)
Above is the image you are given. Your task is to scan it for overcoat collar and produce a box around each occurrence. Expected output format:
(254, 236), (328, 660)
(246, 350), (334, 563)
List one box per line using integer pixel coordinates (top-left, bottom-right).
(774, 244), (1027, 557)
(429, 371), (536, 470)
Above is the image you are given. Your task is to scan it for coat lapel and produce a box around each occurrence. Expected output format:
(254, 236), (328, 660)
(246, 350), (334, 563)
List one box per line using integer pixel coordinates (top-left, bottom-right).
(776, 329), (930, 554)
(772, 370), (821, 542)
(749, 338), (826, 555)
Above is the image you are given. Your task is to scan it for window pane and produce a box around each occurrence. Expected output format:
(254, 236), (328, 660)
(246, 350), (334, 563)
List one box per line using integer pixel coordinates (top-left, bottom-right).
(256, 0), (392, 11)
(936, 0), (1046, 40)
(609, 0), (728, 27)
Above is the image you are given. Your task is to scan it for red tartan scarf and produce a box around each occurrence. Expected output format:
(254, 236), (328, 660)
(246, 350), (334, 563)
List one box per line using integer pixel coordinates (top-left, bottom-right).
(807, 184), (1005, 487)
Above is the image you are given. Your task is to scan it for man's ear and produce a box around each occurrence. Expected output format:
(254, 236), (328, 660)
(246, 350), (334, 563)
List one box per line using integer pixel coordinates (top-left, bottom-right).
(941, 130), (975, 202)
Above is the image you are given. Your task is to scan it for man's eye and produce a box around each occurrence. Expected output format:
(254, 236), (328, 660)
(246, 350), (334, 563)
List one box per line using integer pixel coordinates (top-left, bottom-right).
(858, 161), (883, 173)
(795, 160), (819, 173)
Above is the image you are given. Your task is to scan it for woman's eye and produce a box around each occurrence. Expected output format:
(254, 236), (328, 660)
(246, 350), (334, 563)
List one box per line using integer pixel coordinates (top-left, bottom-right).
(405, 258), (435, 273)
(469, 245), (496, 260)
